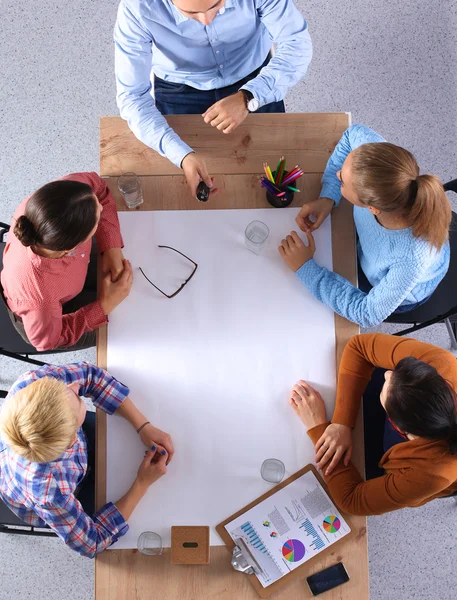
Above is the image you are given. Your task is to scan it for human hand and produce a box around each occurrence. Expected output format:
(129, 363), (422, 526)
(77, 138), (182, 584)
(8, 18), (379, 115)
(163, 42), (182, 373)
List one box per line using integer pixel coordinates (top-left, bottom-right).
(136, 447), (168, 488)
(296, 198), (334, 233)
(99, 259), (133, 314)
(202, 92), (248, 134)
(289, 380), (328, 430)
(101, 248), (124, 282)
(181, 152), (217, 199)
(278, 230), (315, 272)
(139, 423), (175, 465)
(315, 423), (353, 475)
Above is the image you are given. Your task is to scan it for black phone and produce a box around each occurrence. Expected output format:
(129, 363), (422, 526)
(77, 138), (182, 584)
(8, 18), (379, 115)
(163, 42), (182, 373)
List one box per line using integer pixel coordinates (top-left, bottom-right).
(196, 181), (210, 202)
(306, 563), (349, 596)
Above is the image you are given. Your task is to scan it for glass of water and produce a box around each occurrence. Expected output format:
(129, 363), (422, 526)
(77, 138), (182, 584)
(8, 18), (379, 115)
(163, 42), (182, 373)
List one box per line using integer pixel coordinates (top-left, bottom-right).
(245, 220), (269, 255)
(261, 458), (285, 483)
(117, 172), (144, 209)
(137, 531), (163, 556)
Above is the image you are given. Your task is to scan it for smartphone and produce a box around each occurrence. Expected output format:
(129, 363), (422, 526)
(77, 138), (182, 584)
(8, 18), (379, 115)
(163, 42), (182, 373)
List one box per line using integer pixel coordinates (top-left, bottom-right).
(306, 563), (349, 596)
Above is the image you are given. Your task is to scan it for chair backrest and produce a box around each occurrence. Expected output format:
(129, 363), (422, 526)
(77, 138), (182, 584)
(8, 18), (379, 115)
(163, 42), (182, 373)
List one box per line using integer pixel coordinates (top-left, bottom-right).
(444, 178), (457, 194)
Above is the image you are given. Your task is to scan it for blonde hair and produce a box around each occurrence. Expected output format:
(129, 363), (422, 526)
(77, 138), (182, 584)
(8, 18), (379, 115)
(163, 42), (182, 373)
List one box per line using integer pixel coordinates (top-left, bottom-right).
(0, 377), (77, 463)
(351, 143), (451, 250)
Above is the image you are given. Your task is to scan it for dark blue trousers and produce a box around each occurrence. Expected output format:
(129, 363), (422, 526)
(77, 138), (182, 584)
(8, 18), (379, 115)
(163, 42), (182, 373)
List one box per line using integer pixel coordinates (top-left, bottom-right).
(154, 56), (285, 115)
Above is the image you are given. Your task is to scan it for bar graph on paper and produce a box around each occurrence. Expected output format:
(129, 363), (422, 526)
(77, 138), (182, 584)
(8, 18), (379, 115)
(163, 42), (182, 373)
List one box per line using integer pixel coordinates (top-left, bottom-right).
(231, 521), (284, 584)
(241, 521), (269, 553)
(300, 518), (325, 551)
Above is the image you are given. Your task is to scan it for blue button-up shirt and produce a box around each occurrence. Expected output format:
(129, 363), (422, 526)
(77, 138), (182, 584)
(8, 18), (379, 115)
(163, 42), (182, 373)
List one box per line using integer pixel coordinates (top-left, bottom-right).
(0, 363), (130, 558)
(114, 0), (312, 167)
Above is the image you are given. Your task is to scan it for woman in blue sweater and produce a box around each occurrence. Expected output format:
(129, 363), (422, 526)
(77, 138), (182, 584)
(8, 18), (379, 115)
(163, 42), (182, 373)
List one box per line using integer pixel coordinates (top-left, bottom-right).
(278, 124), (451, 328)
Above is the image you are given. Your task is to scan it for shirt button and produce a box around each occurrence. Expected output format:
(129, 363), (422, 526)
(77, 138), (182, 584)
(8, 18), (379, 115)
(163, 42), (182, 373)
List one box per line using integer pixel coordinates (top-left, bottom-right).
(211, 39), (216, 43)
(216, 50), (220, 54)
(219, 64), (224, 68)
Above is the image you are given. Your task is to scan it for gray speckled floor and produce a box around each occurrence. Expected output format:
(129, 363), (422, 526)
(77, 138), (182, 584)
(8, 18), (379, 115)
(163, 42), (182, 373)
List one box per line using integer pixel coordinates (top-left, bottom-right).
(0, 1), (456, 599)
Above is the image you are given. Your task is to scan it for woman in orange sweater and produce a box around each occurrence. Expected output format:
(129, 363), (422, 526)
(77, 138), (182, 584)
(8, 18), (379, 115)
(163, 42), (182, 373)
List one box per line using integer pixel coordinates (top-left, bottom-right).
(290, 333), (457, 515)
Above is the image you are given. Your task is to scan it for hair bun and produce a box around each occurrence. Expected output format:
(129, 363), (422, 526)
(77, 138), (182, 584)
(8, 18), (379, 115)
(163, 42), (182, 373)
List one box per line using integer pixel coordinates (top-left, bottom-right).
(14, 215), (39, 247)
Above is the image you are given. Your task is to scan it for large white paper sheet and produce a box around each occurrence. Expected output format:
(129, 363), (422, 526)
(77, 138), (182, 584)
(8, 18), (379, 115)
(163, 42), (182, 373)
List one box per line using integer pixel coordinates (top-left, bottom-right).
(225, 470), (350, 588)
(106, 207), (336, 548)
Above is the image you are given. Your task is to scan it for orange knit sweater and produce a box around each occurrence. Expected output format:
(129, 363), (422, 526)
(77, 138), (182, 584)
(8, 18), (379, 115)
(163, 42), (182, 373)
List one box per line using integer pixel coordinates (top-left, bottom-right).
(307, 334), (457, 515)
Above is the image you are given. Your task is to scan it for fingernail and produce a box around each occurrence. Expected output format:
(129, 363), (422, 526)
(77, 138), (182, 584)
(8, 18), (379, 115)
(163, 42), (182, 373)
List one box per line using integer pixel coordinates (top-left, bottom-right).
(161, 450), (167, 455)
(151, 445), (156, 451)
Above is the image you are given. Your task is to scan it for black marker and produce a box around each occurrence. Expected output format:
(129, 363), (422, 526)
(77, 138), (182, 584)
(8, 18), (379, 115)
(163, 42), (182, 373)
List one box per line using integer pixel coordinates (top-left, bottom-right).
(196, 181), (210, 202)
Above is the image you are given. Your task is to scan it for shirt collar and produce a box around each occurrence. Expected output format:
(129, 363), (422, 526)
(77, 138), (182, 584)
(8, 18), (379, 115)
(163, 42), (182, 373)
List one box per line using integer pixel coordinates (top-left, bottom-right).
(168, 0), (236, 25)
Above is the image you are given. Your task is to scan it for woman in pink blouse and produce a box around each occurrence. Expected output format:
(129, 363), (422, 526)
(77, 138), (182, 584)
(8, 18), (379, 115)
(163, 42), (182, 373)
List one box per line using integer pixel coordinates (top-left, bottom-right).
(1, 172), (132, 351)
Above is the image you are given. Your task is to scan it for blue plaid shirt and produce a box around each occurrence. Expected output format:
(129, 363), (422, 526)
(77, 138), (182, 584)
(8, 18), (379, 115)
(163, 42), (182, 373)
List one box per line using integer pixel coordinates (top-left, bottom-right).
(0, 363), (130, 558)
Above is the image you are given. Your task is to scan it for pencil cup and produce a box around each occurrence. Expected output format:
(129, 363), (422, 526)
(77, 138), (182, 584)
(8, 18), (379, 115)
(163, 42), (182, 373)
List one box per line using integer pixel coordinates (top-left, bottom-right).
(245, 221), (269, 255)
(117, 172), (144, 209)
(261, 458), (285, 483)
(266, 170), (294, 208)
(137, 531), (163, 555)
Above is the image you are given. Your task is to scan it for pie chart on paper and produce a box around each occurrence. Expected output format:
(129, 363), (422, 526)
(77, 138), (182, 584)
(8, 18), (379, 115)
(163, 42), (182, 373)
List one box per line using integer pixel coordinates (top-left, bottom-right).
(282, 539), (306, 562)
(323, 515), (341, 533)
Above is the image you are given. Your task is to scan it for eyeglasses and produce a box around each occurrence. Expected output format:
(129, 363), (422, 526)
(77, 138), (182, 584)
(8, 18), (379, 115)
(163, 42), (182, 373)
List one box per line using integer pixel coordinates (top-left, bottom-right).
(139, 245), (198, 299)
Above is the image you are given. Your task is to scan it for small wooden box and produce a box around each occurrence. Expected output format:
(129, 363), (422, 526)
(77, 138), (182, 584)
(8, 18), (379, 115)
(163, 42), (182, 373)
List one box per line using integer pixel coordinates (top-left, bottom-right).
(171, 526), (210, 565)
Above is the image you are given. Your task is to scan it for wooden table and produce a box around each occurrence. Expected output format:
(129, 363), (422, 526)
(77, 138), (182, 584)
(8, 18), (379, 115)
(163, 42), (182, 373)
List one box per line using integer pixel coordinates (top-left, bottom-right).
(96, 113), (369, 600)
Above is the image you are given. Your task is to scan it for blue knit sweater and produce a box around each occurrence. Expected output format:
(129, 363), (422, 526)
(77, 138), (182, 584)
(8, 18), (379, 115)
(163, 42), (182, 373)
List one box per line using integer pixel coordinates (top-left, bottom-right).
(296, 124), (450, 328)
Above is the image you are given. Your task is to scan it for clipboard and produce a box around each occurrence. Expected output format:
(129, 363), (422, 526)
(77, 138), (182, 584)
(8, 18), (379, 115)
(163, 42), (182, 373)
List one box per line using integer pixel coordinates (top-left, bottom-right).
(216, 464), (356, 598)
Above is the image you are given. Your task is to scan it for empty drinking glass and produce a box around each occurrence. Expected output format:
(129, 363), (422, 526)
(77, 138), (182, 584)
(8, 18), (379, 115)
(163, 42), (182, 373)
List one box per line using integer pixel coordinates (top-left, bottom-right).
(117, 172), (144, 209)
(245, 220), (269, 255)
(137, 531), (163, 555)
(261, 459), (285, 483)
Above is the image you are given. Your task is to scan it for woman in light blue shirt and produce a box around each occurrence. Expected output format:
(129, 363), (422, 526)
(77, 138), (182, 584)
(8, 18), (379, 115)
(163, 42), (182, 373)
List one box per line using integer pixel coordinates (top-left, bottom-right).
(278, 124), (452, 328)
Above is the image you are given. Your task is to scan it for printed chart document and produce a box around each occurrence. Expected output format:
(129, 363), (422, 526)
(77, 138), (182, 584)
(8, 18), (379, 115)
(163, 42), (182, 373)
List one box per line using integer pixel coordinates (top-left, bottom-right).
(225, 470), (351, 588)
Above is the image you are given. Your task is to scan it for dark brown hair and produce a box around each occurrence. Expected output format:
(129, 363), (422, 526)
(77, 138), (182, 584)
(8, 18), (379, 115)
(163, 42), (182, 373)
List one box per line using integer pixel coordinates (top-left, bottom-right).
(351, 143), (451, 249)
(386, 357), (457, 455)
(14, 180), (97, 251)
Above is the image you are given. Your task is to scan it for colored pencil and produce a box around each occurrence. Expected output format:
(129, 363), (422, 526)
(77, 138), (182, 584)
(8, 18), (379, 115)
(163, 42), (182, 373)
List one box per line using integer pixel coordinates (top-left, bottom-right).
(275, 156), (285, 185)
(274, 158), (282, 184)
(260, 178), (286, 197)
(286, 186), (300, 192)
(282, 167), (301, 181)
(281, 171), (303, 187)
(266, 165), (274, 183)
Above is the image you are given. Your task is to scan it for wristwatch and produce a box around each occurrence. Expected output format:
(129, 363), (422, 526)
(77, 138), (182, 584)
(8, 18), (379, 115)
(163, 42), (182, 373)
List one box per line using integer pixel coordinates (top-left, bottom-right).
(240, 89), (260, 113)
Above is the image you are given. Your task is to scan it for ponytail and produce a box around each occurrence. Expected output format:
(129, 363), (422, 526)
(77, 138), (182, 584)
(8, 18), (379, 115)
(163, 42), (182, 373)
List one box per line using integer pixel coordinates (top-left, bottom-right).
(351, 143), (451, 250)
(447, 417), (457, 456)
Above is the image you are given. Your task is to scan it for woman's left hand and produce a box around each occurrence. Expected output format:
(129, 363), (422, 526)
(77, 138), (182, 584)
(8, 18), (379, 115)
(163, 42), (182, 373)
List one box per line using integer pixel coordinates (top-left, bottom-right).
(289, 380), (328, 430)
(139, 423), (175, 465)
(102, 248), (125, 282)
(278, 231), (315, 272)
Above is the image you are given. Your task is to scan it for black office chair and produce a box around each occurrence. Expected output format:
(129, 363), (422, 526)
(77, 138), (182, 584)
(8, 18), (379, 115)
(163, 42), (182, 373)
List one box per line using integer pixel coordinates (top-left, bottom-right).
(386, 179), (457, 348)
(0, 222), (61, 537)
(0, 386), (57, 535)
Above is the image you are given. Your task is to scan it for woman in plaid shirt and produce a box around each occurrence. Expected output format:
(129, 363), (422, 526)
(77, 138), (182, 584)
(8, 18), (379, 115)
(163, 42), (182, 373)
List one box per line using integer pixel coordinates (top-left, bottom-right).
(0, 362), (174, 557)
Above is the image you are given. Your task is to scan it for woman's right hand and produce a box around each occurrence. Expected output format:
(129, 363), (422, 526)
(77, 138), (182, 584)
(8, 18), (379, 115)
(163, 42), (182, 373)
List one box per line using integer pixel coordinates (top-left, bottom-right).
(315, 423), (353, 475)
(296, 197), (335, 233)
(136, 448), (168, 488)
(99, 259), (133, 314)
